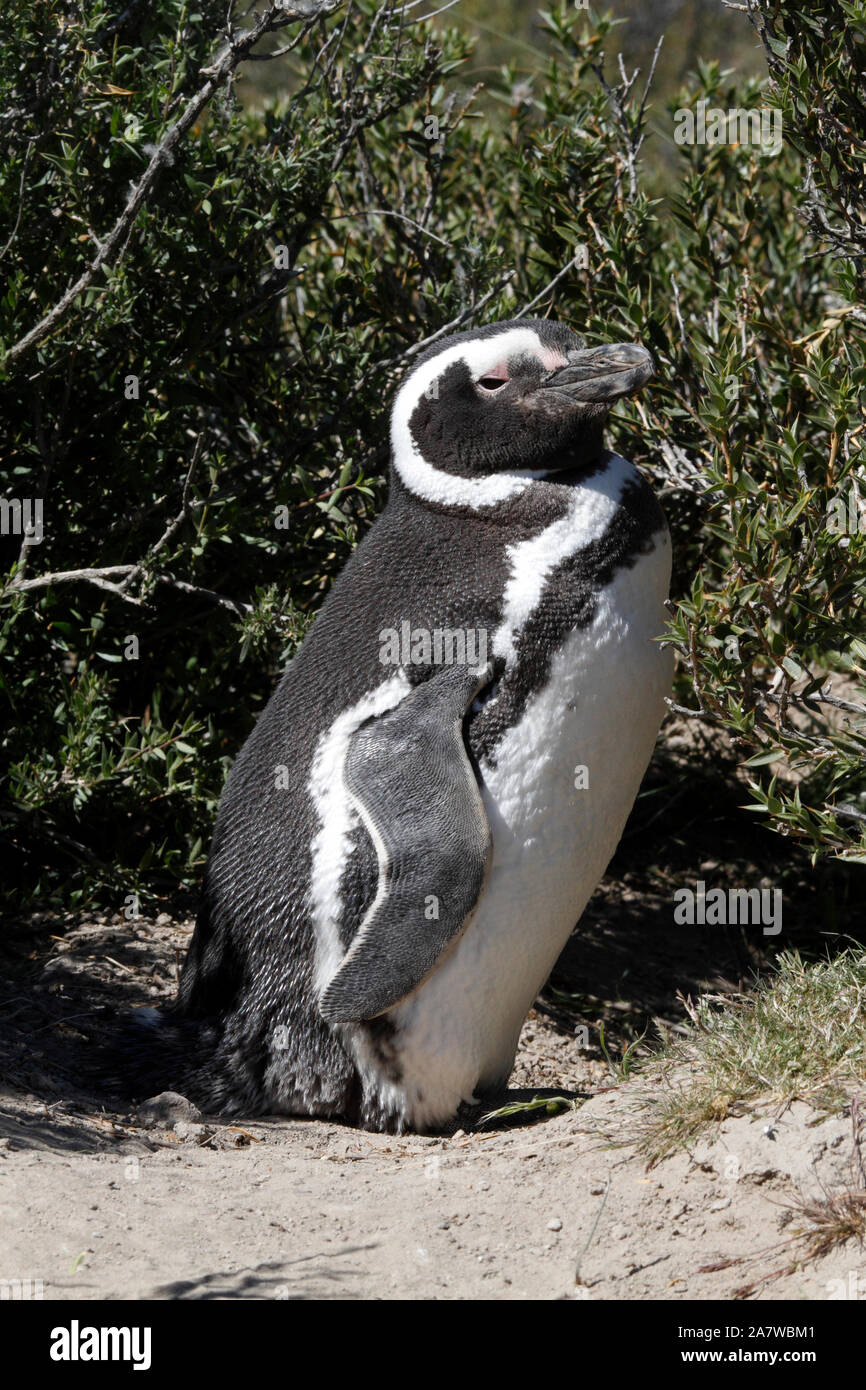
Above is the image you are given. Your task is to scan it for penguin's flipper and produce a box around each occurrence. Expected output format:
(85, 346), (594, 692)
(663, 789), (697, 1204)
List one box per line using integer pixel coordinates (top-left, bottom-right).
(319, 660), (494, 1024)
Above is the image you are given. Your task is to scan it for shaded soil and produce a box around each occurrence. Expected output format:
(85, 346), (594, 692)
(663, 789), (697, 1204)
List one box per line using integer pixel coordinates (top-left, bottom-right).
(2, 733), (865, 1300)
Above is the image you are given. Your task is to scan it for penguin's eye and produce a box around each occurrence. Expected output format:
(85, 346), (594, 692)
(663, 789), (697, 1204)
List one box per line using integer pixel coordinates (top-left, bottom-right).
(476, 374), (509, 393)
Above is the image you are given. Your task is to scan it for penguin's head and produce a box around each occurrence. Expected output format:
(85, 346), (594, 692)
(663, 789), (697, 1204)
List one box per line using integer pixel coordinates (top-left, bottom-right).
(390, 317), (654, 508)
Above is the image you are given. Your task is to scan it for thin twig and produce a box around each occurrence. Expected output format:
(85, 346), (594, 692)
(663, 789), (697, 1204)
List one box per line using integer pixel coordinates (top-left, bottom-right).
(5, 565), (138, 596)
(119, 435), (205, 593)
(670, 273), (686, 351)
(373, 270), (516, 370)
(574, 1175), (611, 1286)
(665, 698), (723, 724)
(829, 805), (866, 825)
(515, 253), (585, 319)
(0, 138), (35, 262)
(392, 0), (462, 24)
(324, 207), (450, 246)
(155, 577), (250, 615)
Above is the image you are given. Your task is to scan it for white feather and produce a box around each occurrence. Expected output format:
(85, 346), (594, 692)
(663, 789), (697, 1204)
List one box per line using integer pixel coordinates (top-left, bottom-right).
(359, 455), (672, 1129)
(308, 672), (411, 997)
(492, 454), (633, 664)
(390, 328), (567, 508)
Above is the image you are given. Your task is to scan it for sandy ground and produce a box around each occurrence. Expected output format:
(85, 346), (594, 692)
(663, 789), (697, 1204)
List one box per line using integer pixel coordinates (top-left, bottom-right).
(1, 911), (864, 1301)
(1, 1077), (863, 1301)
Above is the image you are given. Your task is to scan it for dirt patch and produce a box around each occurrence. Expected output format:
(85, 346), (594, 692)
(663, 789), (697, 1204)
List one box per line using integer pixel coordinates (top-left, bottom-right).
(1, 909), (864, 1300)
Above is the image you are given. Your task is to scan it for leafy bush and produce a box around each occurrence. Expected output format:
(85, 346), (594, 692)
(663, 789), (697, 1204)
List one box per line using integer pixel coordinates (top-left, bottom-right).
(1, 0), (865, 911)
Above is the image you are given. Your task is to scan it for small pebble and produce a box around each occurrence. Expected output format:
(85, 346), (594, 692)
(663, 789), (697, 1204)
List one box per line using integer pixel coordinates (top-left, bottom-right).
(134, 1091), (202, 1129)
(547, 1217), (563, 1232)
(174, 1120), (207, 1142)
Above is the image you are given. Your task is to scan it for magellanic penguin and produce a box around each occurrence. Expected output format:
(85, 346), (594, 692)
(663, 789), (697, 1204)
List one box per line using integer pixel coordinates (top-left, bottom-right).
(126, 318), (673, 1133)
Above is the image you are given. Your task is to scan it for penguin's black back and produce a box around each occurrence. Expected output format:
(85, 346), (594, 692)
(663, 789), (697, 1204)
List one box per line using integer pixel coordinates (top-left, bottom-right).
(121, 456), (663, 1124)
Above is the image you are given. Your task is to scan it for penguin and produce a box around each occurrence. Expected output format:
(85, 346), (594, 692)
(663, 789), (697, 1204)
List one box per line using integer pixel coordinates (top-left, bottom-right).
(124, 317), (672, 1133)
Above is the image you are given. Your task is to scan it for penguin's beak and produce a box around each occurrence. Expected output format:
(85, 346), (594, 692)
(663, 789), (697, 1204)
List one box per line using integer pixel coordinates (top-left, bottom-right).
(540, 343), (655, 404)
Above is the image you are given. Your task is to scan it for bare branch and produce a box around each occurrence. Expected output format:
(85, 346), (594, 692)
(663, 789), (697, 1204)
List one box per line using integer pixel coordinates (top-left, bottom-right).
(392, 0), (463, 25)
(324, 207), (451, 246)
(669, 273), (686, 350)
(119, 436), (205, 594)
(155, 577), (251, 615)
(830, 804), (866, 824)
(665, 699), (723, 724)
(515, 252), (587, 319)
(373, 270), (516, 370)
(811, 684), (866, 717)
(4, 565), (143, 607)
(591, 35), (662, 204)
(0, 138), (35, 262)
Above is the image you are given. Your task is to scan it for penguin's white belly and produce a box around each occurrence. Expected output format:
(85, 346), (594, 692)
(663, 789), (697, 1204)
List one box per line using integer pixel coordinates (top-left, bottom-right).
(388, 540), (672, 1129)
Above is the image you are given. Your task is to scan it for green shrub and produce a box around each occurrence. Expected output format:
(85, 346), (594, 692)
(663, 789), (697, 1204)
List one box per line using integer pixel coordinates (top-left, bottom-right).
(1, 0), (864, 910)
